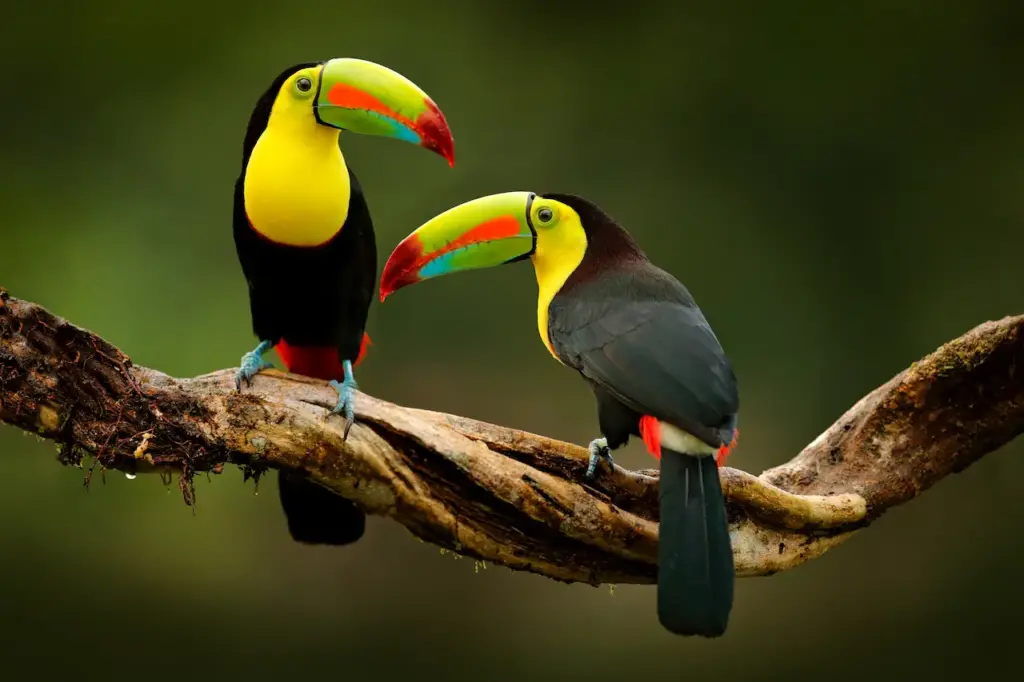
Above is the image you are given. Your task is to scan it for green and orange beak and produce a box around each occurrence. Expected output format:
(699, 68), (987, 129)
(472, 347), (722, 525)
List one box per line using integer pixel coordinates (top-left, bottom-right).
(379, 191), (538, 301)
(314, 58), (454, 166)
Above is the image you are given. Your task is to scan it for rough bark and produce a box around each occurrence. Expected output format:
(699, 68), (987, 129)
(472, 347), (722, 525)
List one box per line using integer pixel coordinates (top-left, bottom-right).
(1, 286), (1021, 584)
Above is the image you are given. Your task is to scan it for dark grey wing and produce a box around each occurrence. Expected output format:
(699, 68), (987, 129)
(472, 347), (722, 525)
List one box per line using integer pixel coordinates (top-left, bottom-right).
(549, 277), (738, 446)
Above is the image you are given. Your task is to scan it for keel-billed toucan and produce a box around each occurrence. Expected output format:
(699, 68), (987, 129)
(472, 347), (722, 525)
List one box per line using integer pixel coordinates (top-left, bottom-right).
(379, 192), (739, 637)
(233, 58), (454, 546)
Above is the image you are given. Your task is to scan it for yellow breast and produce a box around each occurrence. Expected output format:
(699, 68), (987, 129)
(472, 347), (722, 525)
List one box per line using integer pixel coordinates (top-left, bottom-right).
(531, 216), (588, 364)
(536, 298), (559, 360)
(243, 120), (351, 247)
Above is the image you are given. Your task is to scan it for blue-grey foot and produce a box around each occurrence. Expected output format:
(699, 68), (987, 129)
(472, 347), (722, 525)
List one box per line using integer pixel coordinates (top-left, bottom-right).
(328, 359), (359, 441)
(235, 339), (274, 391)
(586, 437), (614, 479)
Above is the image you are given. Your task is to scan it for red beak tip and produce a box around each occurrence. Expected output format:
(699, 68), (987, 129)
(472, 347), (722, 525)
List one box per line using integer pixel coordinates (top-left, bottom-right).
(417, 98), (454, 167)
(443, 137), (455, 167)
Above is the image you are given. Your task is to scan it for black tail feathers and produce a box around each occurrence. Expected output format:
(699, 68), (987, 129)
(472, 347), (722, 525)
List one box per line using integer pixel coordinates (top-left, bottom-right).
(657, 449), (735, 637)
(277, 472), (366, 546)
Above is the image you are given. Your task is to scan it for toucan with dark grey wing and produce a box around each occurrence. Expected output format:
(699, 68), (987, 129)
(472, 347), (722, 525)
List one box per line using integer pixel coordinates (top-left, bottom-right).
(233, 58), (454, 546)
(379, 192), (739, 637)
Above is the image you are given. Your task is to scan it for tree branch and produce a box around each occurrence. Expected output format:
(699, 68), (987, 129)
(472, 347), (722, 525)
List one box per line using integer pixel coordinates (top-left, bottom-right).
(1, 286), (1021, 584)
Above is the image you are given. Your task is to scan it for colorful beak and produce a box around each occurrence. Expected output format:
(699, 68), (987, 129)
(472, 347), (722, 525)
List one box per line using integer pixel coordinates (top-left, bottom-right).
(314, 58), (455, 166)
(379, 191), (538, 301)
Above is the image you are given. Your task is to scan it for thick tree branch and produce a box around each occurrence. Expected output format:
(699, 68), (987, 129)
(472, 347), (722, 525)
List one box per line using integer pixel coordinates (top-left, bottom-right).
(1, 286), (1021, 584)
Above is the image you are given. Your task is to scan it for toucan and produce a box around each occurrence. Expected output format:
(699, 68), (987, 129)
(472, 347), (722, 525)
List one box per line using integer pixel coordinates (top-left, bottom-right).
(233, 58), (454, 546)
(378, 192), (739, 637)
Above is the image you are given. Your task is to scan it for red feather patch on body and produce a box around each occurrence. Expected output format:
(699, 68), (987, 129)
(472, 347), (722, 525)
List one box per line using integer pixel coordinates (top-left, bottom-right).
(716, 429), (739, 467)
(638, 416), (738, 469)
(638, 415), (662, 460)
(274, 332), (371, 381)
(354, 332), (371, 367)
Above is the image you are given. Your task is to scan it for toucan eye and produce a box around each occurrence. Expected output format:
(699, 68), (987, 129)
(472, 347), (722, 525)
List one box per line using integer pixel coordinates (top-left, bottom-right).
(296, 77), (312, 93)
(537, 207), (554, 223)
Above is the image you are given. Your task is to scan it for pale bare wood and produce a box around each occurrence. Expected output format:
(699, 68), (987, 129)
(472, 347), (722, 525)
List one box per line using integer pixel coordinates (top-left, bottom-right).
(1, 287), (1021, 583)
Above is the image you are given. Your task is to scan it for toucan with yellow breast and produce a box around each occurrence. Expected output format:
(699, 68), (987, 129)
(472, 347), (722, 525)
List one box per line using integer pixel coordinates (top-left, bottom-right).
(379, 192), (738, 636)
(234, 58), (454, 545)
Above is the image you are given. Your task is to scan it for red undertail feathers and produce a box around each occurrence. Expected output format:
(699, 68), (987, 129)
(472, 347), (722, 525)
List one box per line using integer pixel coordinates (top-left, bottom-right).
(355, 332), (371, 366)
(274, 333), (371, 381)
(638, 415), (738, 468)
(716, 430), (739, 467)
(639, 415), (662, 460)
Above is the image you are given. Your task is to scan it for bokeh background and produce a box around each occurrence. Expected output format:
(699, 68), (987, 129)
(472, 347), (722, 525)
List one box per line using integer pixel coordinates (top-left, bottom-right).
(2, 1), (1023, 679)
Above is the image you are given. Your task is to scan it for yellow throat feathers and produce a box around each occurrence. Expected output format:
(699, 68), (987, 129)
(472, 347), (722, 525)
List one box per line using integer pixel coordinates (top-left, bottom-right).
(531, 205), (588, 362)
(243, 80), (351, 248)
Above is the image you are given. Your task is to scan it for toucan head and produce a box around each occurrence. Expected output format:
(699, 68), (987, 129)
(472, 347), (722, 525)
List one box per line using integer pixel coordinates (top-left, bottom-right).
(380, 191), (631, 301)
(253, 58), (455, 166)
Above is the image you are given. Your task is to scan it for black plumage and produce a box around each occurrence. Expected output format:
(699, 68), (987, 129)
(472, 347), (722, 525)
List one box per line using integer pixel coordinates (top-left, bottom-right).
(233, 63), (377, 546)
(232, 166), (376, 360)
(545, 193), (739, 636)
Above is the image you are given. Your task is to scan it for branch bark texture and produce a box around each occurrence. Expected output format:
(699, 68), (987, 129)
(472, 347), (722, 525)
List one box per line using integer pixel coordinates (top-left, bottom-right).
(1, 286), (1021, 584)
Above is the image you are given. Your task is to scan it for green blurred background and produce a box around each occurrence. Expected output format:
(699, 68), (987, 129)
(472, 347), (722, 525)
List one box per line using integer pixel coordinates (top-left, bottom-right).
(2, 1), (1023, 679)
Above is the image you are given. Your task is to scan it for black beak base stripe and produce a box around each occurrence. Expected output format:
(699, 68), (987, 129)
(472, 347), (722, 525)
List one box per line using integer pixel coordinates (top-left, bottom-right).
(312, 63), (327, 125)
(504, 192), (538, 264)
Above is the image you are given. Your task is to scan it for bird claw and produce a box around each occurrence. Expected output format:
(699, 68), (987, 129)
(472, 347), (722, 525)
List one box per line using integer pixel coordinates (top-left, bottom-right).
(328, 375), (358, 441)
(235, 346), (273, 391)
(585, 437), (613, 479)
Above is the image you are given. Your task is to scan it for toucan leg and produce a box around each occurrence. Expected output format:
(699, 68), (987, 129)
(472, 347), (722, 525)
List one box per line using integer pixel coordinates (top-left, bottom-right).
(328, 359), (359, 441)
(235, 339), (274, 390)
(585, 437), (615, 479)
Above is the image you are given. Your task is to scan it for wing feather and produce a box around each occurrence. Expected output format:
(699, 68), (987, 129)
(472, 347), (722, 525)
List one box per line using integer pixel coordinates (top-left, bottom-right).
(549, 267), (738, 446)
